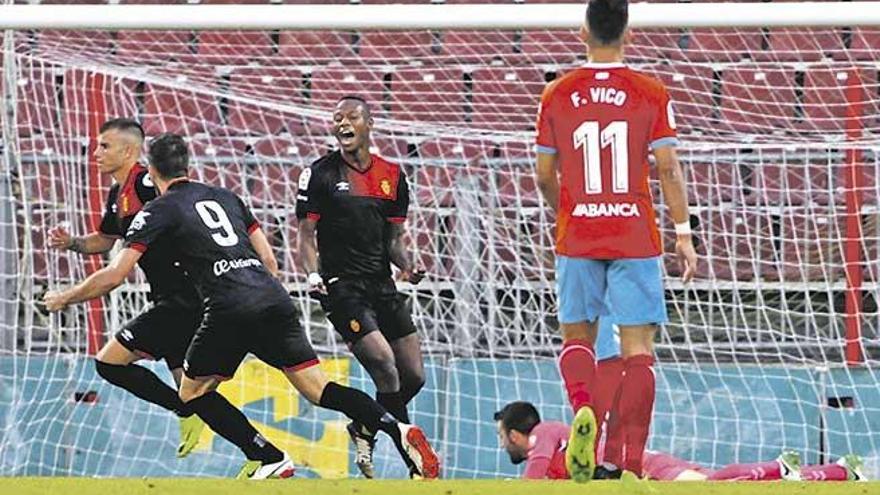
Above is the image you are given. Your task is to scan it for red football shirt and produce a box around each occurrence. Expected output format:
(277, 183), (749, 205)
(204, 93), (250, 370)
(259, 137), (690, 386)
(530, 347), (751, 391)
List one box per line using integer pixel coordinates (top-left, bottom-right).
(535, 62), (678, 259)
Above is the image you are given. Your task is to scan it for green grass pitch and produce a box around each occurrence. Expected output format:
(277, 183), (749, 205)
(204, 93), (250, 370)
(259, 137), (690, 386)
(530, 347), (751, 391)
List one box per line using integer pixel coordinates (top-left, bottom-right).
(2, 479), (877, 495)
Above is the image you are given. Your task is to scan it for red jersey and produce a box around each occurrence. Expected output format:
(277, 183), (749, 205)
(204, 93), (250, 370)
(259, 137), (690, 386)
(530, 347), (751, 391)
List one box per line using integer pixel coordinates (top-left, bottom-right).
(524, 421), (570, 479)
(535, 62), (678, 259)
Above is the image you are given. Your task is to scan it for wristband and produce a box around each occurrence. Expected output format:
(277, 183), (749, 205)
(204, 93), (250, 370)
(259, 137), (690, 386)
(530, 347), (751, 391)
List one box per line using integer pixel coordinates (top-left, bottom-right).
(307, 272), (323, 286)
(674, 222), (692, 236)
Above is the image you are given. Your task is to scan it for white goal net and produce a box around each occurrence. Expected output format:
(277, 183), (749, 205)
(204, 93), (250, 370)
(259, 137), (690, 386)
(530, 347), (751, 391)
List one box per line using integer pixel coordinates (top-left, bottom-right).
(1, 2), (879, 479)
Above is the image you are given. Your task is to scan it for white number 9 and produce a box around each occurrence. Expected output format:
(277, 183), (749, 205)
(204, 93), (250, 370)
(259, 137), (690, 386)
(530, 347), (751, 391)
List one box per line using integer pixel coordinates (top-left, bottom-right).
(195, 200), (239, 247)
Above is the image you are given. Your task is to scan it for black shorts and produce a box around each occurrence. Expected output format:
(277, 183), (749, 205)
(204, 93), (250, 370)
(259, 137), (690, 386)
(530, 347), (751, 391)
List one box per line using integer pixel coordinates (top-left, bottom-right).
(320, 276), (416, 344)
(182, 301), (319, 380)
(115, 299), (202, 370)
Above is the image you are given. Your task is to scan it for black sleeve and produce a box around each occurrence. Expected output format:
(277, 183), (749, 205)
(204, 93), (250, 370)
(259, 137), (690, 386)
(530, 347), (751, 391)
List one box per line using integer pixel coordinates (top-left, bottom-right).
(134, 168), (158, 204)
(123, 200), (173, 253)
(387, 169), (409, 223)
(295, 163), (322, 221)
(98, 186), (121, 237)
(235, 194), (260, 234)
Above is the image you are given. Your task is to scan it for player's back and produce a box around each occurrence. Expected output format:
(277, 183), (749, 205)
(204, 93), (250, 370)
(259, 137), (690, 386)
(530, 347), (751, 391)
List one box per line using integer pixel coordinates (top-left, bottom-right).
(146, 180), (288, 315)
(536, 63), (678, 259)
(528, 421), (570, 479)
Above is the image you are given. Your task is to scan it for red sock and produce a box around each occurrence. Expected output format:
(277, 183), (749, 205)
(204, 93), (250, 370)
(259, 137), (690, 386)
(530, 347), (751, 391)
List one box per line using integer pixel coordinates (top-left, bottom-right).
(708, 461), (781, 481)
(802, 464), (849, 481)
(619, 355), (655, 476)
(594, 357), (625, 463)
(558, 339), (596, 414)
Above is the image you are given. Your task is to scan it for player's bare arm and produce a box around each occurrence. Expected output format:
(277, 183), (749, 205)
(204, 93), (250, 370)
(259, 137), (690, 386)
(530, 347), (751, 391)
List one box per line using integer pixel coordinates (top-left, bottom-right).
(654, 146), (697, 282)
(388, 223), (424, 285)
(249, 227), (280, 278)
(296, 217), (326, 294)
(47, 226), (116, 254)
(535, 152), (560, 214)
(42, 248), (143, 311)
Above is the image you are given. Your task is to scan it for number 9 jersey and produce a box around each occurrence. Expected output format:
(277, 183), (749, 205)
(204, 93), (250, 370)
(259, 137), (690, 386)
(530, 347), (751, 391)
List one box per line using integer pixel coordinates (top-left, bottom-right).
(535, 62), (678, 260)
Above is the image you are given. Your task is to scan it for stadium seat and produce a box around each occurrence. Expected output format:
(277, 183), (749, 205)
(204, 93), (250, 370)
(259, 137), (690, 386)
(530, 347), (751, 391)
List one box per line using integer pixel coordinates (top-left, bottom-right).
(801, 65), (879, 134)
(249, 163), (296, 207)
(309, 66), (387, 116)
(694, 208), (769, 281)
(404, 212), (454, 280)
(847, 28), (880, 61)
(719, 67), (797, 134)
(627, 29), (683, 62)
(759, 28), (844, 62)
(390, 67), (466, 124)
(370, 136), (411, 159)
(195, 31), (274, 66)
(642, 64), (716, 134)
(61, 69), (139, 137)
(771, 207), (844, 282)
(417, 137), (494, 162)
(193, 161), (246, 196)
(751, 162), (834, 206)
(493, 166), (539, 207)
(253, 135), (334, 164)
(358, 31), (434, 61)
(278, 31), (356, 63)
(677, 29), (762, 62)
(35, 30), (114, 57)
(685, 161), (742, 206)
(411, 164), (457, 208)
(491, 209), (554, 282)
(471, 66), (546, 131)
(437, 30), (516, 64)
(143, 78), (222, 135)
(15, 67), (59, 137)
(116, 31), (193, 65)
(519, 30), (583, 64)
(227, 67), (304, 135)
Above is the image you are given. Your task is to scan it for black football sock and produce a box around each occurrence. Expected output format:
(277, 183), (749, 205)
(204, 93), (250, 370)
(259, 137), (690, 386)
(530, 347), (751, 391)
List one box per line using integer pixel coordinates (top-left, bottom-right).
(377, 391), (410, 424)
(187, 391), (283, 463)
(320, 382), (400, 440)
(95, 360), (191, 417)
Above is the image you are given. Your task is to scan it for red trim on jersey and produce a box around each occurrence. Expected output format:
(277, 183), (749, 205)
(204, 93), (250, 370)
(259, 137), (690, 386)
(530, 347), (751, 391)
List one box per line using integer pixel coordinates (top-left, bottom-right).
(347, 154), (401, 201)
(247, 221), (260, 234)
(128, 242), (148, 253)
(307, 212), (321, 221)
(387, 216), (406, 224)
(284, 358), (321, 373)
(118, 164), (147, 217)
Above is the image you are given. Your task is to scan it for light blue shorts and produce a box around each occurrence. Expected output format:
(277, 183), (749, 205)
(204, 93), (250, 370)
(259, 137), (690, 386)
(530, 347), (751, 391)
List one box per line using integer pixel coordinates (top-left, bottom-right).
(556, 255), (668, 327)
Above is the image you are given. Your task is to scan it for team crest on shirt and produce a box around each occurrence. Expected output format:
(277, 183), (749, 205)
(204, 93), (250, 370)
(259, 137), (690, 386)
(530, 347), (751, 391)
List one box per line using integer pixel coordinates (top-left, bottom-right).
(350, 319), (361, 333)
(380, 178), (392, 196)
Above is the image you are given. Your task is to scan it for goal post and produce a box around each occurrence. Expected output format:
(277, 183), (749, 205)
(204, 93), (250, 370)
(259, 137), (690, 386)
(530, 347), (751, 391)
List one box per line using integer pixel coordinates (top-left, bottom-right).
(1, 1), (878, 479)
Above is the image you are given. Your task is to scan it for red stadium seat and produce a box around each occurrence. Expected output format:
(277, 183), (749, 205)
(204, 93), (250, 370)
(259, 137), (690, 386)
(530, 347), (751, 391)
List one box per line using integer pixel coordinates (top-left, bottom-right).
(143, 78), (221, 135)
(848, 28), (880, 61)
(751, 163), (835, 206)
(309, 67), (387, 116)
(801, 65), (878, 134)
(61, 69), (139, 137)
(719, 67), (797, 134)
(417, 137), (494, 161)
(253, 135), (334, 164)
(35, 30), (114, 57)
(15, 66), (59, 137)
(494, 167), (539, 207)
(492, 209), (553, 281)
(628, 29), (683, 62)
(278, 31), (356, 63)
(770, 208), (844, 282)
(519, 30), (583, 64)
(390, 67), (466, 124)
(196, 31), (274, 65)
(404, 212), (453, 279)
(370, 136), (410, 159)
(227, 67), (304, 135)
(249, 164), (297, 206)
(358, 31), (434, 61)
(678, 29), (762, 62)
(641, 64), (715, 134)
(116, 31), (193, 65)
(471, 67), (546, 131)
(759, 29), (844, 62)
(685, 161), (743, 206)
(438, 30), (516, 64)
(193, 162), (246, 196)
(693, 208), (769, 281)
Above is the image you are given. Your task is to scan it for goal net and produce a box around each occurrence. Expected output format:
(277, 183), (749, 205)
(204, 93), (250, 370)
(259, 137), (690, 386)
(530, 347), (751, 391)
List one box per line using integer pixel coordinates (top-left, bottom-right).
(1, 2), (879, 479)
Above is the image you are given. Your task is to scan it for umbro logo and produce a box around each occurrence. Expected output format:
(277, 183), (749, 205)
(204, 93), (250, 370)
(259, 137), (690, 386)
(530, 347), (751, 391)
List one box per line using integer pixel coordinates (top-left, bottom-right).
(120, 329), (133, 341)
(335, 181), (350, 192)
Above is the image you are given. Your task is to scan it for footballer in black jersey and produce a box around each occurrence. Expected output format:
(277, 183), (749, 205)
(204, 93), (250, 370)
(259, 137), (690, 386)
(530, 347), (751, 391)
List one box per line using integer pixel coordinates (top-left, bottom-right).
(44, 119), (204, 458)
(296, 97), (427, 478)
(51, 133), (439, 478)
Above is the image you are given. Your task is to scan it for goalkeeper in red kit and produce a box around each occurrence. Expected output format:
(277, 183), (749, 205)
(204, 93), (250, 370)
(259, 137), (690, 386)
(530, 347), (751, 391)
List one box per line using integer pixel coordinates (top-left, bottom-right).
(535, 0), (697, 481)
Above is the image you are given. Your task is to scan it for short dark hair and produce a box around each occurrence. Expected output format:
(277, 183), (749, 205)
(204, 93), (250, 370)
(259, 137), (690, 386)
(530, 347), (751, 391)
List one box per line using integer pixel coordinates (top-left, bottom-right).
(586, 0), (629, 46)
(148, 133), (189, 180)
(494, 401), (541, 435)
(336, 95), (371, 115)
(99, 118), (145, 142)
